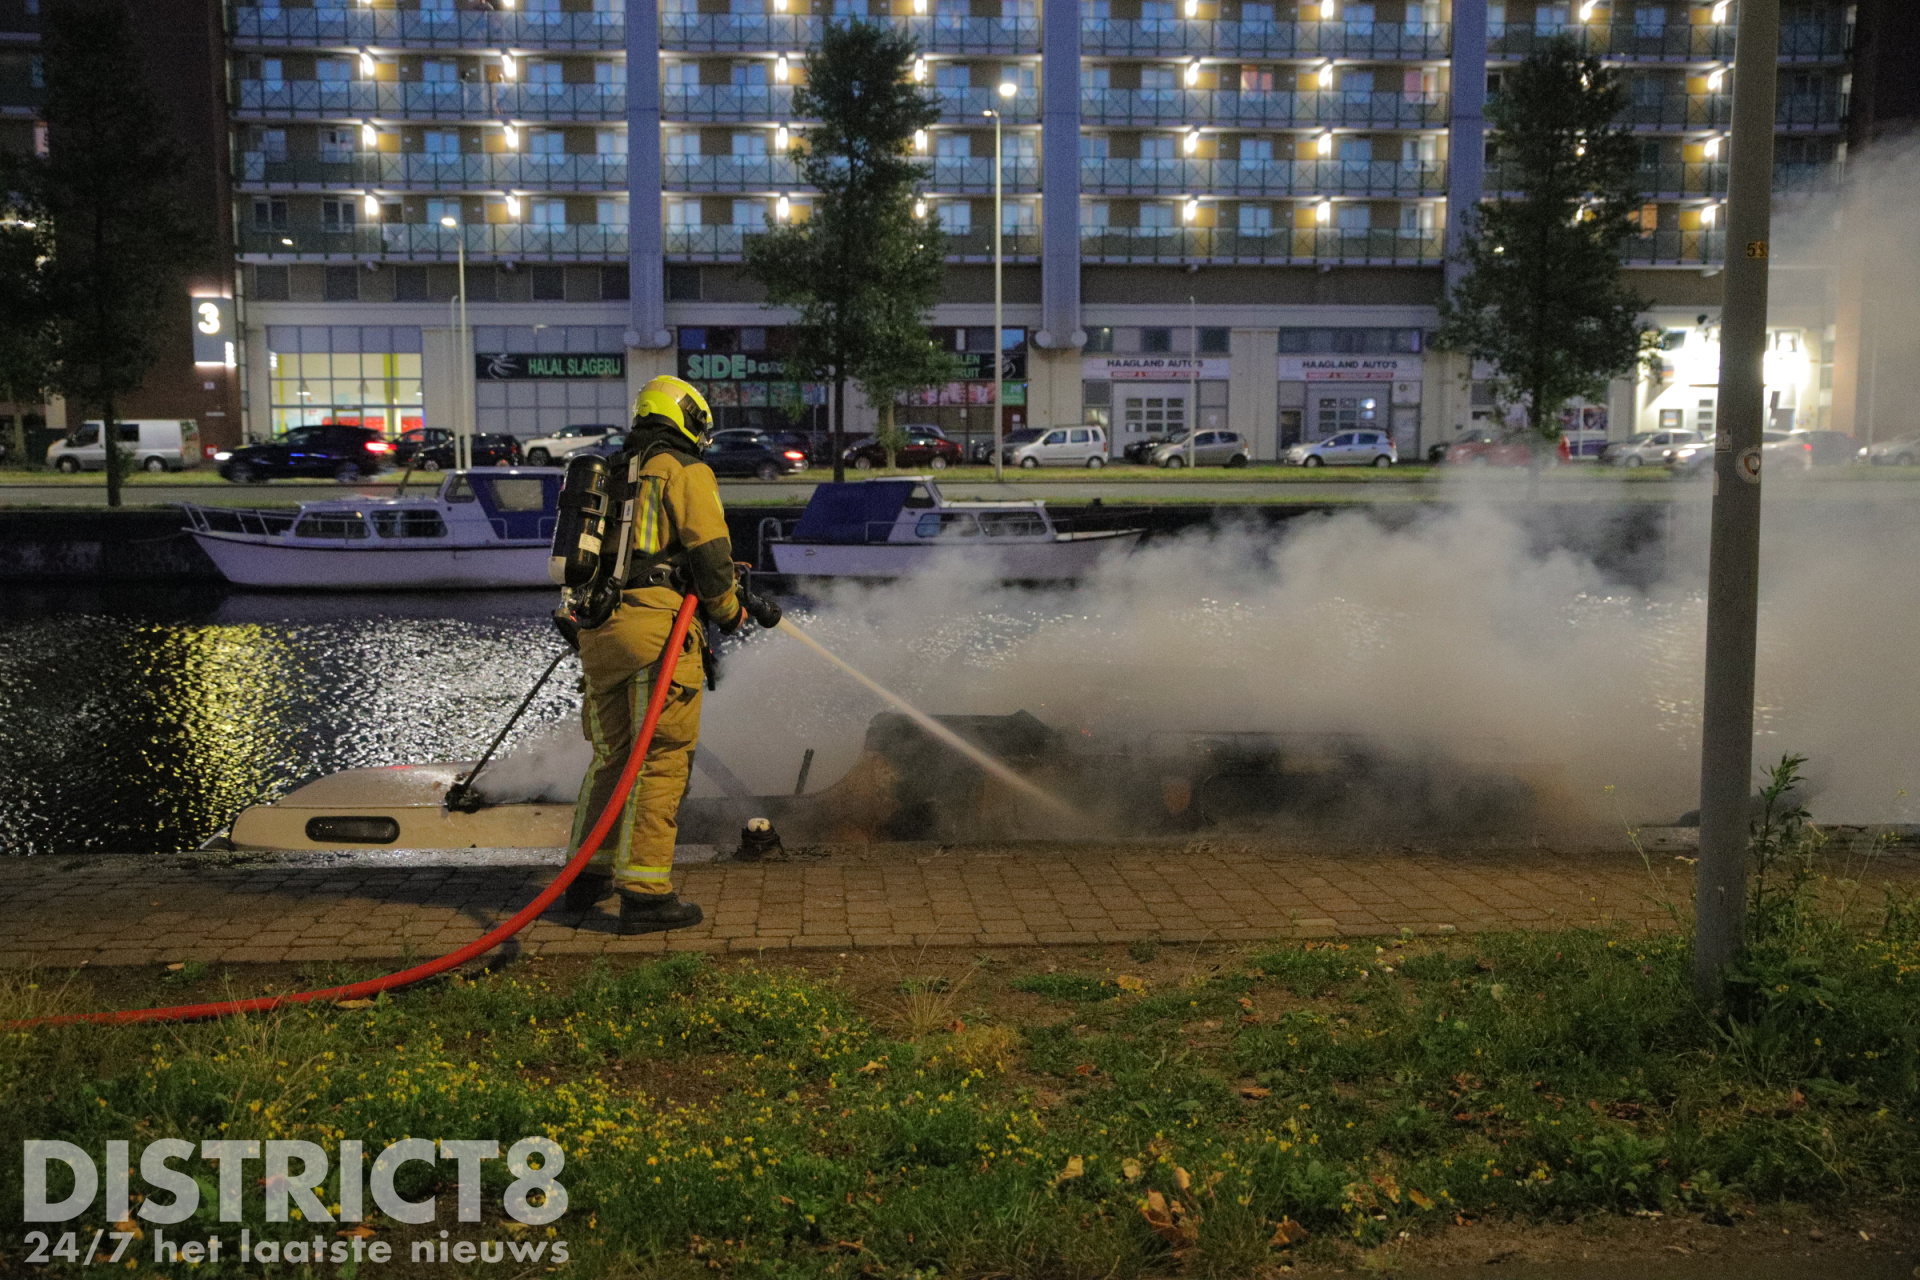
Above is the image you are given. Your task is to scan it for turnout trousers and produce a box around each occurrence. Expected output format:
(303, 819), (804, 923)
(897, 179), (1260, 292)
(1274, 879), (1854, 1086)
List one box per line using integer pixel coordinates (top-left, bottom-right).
(572, 588), (707, 897)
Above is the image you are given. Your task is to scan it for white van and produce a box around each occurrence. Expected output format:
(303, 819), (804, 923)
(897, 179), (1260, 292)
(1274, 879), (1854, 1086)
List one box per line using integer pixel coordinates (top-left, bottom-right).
(48, 420), (202, 473)
(1004, 424), (1109, 469)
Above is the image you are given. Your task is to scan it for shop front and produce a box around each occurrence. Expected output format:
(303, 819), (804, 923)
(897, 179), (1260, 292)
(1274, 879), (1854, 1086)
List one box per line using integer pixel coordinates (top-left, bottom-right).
(1278, 356), (1424, 456)
(1081, 356), (1231, 457)
(473, 325), (631, 439)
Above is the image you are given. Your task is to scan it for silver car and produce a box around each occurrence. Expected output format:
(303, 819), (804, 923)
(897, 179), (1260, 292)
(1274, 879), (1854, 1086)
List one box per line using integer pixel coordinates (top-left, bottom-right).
(1860, 435), (1920, 466)
(1285, 430), (1398, 468)
(1603, 429), (1698, 468)
(1149, 430), (1252, 468)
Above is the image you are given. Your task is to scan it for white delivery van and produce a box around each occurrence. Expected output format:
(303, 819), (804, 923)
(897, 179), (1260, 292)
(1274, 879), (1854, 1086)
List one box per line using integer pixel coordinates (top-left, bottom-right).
(48, 420), (202, 473)
(1004, 424), (1109, 468)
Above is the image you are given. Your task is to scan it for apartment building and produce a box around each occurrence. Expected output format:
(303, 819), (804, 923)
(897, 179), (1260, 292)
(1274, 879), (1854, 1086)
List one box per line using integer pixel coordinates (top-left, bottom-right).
(227, 0), (1856, 458)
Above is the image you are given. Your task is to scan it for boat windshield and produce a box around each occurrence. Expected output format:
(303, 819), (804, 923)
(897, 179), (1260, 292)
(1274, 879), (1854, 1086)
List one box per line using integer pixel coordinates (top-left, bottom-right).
(978, 511), (1049, 538)
(915, 512), (980, 538)
(292, 511), (370, 539)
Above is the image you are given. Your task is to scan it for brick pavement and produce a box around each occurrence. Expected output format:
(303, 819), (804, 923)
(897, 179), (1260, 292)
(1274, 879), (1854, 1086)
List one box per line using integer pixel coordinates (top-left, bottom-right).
(0, 836), (1813, 969)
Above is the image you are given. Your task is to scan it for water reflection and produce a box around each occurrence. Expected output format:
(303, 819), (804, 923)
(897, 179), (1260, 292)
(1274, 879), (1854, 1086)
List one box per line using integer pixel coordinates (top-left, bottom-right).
(0, 587), (577, 855)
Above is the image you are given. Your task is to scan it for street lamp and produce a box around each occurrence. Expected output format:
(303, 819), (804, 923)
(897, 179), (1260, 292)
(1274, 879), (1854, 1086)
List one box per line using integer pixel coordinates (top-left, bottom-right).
(986, 79), (1015, 482)
(441, 214), (472, 471)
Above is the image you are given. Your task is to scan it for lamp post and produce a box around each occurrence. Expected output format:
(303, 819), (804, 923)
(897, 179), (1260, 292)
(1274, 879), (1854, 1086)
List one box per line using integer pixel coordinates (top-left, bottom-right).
(986, 79), (1014, 483)
(440, 214), (471, 471)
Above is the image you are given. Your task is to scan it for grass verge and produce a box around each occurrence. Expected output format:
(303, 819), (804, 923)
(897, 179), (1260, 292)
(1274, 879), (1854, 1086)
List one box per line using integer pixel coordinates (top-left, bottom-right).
(4, 892), (1917, 1277)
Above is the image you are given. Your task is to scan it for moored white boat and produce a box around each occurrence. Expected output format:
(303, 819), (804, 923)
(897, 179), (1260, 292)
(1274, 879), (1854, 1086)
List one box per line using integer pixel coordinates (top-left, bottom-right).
(183, 468), (564, 590)
(764, 477), (1142, 580)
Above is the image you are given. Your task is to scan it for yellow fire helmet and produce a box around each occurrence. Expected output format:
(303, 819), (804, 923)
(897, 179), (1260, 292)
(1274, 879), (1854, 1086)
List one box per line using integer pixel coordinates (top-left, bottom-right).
(632, 374), (713, 450)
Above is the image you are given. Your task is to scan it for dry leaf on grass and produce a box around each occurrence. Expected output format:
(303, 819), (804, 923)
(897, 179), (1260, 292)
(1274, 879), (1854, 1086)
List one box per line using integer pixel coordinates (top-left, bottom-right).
(1054, 1156), (1085, 1185)
(1270, 1217), (1310, 1247)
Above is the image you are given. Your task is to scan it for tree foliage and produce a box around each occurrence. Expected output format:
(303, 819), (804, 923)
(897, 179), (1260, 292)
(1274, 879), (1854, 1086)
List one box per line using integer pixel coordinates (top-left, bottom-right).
(742, 22), (947, 481)
(20, 0), (209, 504)
(1435, 37), (1656, 444)
(0, 185), (52, 466)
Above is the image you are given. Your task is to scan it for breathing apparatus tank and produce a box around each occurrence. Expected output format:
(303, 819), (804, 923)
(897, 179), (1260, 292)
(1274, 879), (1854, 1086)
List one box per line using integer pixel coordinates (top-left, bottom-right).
(551, 449), (636, 632)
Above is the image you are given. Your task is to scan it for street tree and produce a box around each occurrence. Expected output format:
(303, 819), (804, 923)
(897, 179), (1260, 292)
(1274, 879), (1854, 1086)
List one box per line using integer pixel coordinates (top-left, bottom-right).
(26, 0), (208, 506)
(858, 317), (963, 470)
(0, 183), (52, 466)
(1435, 36), (1656, 450)
(743, 21), (945, 482)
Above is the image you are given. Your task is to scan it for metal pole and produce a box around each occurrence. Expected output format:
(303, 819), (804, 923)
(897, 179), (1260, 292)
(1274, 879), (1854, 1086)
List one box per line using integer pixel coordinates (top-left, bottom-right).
(1693, 0), (1781, 1001)
(1188, 295), (1196, 468)
(991, 107), (1004, 484)
(456, 232), (471, 472)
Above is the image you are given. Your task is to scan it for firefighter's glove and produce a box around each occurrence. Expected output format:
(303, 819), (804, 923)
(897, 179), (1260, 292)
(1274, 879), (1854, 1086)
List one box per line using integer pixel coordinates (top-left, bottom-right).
(740, 587), (783, 632)
(552, 612), (582, 653)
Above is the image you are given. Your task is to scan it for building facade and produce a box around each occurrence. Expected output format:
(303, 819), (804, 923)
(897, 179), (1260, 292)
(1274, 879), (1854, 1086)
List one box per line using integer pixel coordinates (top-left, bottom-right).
(227, 0), (1856, 460)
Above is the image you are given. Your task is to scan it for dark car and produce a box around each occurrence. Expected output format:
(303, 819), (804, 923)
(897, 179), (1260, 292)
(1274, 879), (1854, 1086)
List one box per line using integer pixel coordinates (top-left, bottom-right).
(704, 428), (810, 480)
(843, 427), (963, 471)
(412, 433), (524, 470)
(218, 424), (392, 483)
(393, 427), (452, 466)
(1122, 432), (1167, 464)
(1800, 430), (1857, 466)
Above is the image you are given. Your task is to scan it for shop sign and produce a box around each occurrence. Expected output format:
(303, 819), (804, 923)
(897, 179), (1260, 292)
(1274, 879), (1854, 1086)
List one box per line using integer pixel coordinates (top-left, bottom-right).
(682, 352), (788, 380)
(955, 351), (1027, 381)
(1083, 356), (1229, 381)
(1278, 356), (1413, 382)
(476, 352), (626, 380)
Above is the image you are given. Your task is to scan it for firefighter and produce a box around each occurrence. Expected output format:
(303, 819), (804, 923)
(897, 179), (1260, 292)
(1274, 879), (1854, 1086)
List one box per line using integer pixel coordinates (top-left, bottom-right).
(567, 374), (780, 930)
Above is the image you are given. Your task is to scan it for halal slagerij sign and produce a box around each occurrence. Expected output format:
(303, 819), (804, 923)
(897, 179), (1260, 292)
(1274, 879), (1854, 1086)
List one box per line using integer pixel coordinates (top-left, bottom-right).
(476, 353), (626, 380)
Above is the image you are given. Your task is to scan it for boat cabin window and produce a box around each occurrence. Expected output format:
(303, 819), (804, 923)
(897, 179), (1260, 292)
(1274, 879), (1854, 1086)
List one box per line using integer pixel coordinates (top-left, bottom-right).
(978, 511), (1048, 538)
(476, 476), (548, 512)
(292, 512), (370, 539)
(442, 476), (477, 503)
(904, 484), (936, 510)
(372, 510), (449, 539)
(915, 511), (981, 538)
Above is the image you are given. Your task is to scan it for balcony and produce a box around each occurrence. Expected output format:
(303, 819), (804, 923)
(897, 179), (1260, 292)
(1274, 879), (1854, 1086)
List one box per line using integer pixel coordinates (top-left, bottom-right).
(663, 224), (1039, 261)
(1488, 19), (1850, 64)
(1081, 18), (1449, 58)
(1622, 228), (1724, 266)
(235, 80), (626, 122)
(1772, 160), (1844, 195)
(238, 222), (630, 260)
(1081, 88), (1448, 129)
(236, 151), (631, 190)
(1081, 225), (1443, 264)
(665, 155), (806, 191)
(1083, 157), (1446, 197)
(230, 6), (624, 51)
(661, 84), (1039, 123)
(662, 14), (1039, 55)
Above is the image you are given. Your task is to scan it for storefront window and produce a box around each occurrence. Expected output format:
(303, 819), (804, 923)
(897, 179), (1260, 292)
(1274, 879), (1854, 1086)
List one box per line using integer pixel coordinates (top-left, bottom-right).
(267, 326), (424, 436)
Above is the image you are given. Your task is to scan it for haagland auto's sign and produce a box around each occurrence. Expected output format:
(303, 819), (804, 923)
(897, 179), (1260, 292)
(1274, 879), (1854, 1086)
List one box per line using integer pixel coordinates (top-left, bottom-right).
(1278, 357), (1414, 382)
(1083, 356), (1230, 381)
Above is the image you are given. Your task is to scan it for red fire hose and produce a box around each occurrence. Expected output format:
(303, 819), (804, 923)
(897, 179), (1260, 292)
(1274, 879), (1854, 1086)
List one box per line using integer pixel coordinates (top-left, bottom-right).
(14, 595), (700, 1030)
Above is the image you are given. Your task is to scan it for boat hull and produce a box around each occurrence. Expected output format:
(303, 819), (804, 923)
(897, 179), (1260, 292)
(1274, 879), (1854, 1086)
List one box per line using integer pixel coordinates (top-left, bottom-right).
(192, 531), (552, 590)
(769, 530), (1139, 579)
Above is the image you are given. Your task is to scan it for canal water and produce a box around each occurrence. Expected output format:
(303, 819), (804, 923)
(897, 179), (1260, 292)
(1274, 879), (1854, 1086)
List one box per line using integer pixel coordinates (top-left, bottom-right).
(0, 586), (581, 856)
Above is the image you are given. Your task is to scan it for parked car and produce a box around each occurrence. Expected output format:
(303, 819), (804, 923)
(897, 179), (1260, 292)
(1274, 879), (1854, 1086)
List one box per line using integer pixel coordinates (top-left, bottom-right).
(1122, 433), (1169, 464)
(844, 428), (963, 471)
(216, 425), (393, 483)
(1859, 434), (1920, 466)
(704, 428), (810, 479)
(412, 433), (524, 470)
(1669, 435), (1714, 475)
(393, 427), (453, 466)
(1763, 429), (1814, 471)
(578, 431), (628, 460)
(523, 423), (617, 466)
(1443, 430), (1540, 467)
(985, 429), (1041, 463)
(1285, 430), (1398, 468)
(1148, 430), (1251, 468)
(48, 420), (201, 473)
(1800, 430), (1857, 466)
(1602, 429), (1699, 468)
(1004, 424), (1109, 468)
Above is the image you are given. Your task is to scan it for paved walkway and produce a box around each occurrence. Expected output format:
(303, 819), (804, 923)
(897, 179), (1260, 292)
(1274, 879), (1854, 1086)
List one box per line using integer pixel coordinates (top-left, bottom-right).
(2, 839), (1913, 969)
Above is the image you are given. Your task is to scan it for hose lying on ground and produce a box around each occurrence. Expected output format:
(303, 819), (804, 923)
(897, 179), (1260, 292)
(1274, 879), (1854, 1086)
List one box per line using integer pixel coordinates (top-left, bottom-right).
(11, 595), (699, 1030)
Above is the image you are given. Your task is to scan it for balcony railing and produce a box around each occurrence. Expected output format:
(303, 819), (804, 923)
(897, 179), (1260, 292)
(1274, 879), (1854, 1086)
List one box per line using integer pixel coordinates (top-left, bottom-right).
(663, 13), (1040, 55)
(1081, 226), (1443, 264)
(662, 224), (1039, 261)
(1623, 228), (1724, 265)
(1488, 19), (1851, 62)
(239, 222), (630, 260)
(230, 7), (625, 50)
(237, 151), (631, 190)
(660, 155), (1039, 193)
(1083, 157), (1446, 197)
(1081, 88), (1448, 129)
(1772, 160), (1844, 194)
(1081, 18), (1449, 58)
(662, 84), (1039, 123)
(235, 80), (626, 122)
(1483, 158), (1840, 200)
